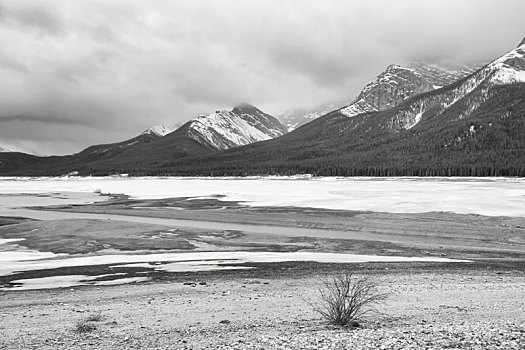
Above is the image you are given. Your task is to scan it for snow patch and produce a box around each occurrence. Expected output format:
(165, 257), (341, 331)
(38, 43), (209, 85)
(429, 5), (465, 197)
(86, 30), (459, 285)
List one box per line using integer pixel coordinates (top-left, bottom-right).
(490, 66), (525, 85)
(485, 47), (525, 85)
(406, 112), (423, 130)
(142, 125), (174, 137)
(340, 99), (376, 117)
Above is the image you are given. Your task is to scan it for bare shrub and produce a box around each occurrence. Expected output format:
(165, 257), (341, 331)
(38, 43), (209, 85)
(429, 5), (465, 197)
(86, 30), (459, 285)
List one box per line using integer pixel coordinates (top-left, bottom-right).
(307, 270), (389, 327)
(74, 319), (97, 333)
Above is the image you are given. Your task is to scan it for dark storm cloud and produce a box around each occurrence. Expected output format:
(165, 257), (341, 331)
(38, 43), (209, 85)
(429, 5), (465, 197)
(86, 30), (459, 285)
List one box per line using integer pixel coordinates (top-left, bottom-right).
(0, 0), (524, 155)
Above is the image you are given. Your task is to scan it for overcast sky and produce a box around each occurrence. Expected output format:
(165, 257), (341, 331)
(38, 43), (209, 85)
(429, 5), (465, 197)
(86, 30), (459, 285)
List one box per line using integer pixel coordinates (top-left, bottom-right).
(0, 0), (524, 155)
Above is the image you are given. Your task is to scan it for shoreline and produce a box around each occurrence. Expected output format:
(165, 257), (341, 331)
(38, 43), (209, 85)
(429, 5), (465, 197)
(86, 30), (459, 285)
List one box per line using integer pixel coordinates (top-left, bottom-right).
(1, 261), (524, 349)
(0, 178), (524, 348)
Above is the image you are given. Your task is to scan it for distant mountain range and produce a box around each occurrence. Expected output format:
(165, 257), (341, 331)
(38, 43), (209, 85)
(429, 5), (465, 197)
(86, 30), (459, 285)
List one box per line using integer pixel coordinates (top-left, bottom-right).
(168, 37), (523, 177)
(1, 37), (524, 176)
(0, 146), (12, 153)
(0, 104), (286, 174)
(277, 62), (480, 131)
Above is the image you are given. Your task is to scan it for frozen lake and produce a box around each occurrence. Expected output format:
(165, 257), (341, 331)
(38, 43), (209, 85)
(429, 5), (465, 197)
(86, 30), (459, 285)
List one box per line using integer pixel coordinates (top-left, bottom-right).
(0, 176), (521, 290)
(1, 176), (525, 216)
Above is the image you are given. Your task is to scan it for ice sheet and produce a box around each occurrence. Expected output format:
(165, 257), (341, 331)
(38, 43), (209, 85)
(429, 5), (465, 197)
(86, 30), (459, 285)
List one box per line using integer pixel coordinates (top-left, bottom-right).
(1, 177), (524, 217)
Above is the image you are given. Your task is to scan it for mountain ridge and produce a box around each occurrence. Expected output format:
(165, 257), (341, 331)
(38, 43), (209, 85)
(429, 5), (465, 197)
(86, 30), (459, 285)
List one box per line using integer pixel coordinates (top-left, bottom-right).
(518, 37), (525, 48)
(0, 104), (287, 174)
(1, 38), (524, 176)
(186, 104), (287, 151)
(278, 61), (481, 131)
(144, 38), (525, 177)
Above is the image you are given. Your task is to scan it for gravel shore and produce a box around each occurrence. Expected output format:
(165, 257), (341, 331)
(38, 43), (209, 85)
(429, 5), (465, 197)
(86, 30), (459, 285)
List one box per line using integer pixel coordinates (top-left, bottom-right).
(1, 263), (524, 349)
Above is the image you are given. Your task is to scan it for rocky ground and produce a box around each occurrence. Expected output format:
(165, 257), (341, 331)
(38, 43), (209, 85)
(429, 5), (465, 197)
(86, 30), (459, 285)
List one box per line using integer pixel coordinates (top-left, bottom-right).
(1, 262), (524, 349)
(1, 194), (524, 349)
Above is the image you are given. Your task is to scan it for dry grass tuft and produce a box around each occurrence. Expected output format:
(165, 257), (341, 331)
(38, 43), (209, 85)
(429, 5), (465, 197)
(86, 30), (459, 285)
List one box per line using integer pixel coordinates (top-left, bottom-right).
(74, 312), (103, 333)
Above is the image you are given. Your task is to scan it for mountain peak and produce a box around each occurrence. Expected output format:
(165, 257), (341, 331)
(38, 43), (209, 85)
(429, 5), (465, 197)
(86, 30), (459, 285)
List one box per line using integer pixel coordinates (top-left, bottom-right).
(385, 64), (407, 72)
(141, 124), (173, 137)
(232, 103), (260, 114)
(519, 36), (525, 48)
(187, 104), (286, 151)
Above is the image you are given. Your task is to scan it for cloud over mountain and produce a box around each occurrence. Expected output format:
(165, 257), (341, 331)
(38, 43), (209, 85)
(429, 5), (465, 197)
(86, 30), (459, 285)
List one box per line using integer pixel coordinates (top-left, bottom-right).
(0, 0), (524, 155)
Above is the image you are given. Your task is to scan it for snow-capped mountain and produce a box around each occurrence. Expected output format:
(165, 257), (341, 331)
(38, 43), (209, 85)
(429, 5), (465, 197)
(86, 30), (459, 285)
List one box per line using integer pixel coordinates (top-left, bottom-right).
(0, 103), (287, 175)
(141, 125), (174, 137)
(72, 104), (285, 162)
(185, 104), (287, 150)
(148, 36), (525, 177)
(0, 146), (12, 152)
(381, 38), (525, 131)
(2, 38), (524, 177)
(339, 62), (481, 118)
(278, 62), (480, 131)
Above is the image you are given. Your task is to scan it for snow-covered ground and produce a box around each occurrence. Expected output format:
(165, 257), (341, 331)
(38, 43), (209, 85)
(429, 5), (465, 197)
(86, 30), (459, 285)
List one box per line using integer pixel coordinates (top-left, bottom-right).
(1, 176), (524, 217)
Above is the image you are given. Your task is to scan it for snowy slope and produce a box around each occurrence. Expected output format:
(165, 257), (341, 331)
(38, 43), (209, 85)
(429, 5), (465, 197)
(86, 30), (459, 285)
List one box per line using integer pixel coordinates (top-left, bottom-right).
(488, 41), (525, 85)
(146, 37), (525, 177)
(339, 63), (480, 118)
(0, 146), (12, 153)
(278, 62), (480, 131)
(382, 39), (525, 131)
(186, 104), (287, 150)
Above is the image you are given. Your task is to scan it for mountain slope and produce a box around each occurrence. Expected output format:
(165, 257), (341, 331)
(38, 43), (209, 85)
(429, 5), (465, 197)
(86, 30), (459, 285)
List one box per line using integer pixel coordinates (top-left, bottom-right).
(0, 104), (287, 175)
(148, 38), (525, 176)
(185, 104), (287, 150)
(74, 103), (286, 163)
(340, 62), (481, 118)
(0, 152), (68, 173)
(73, 131), (165, 163)
(2, 40), (523, 177)
(278, 62), (480, 131)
